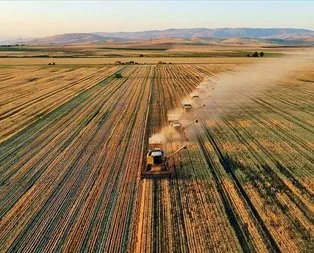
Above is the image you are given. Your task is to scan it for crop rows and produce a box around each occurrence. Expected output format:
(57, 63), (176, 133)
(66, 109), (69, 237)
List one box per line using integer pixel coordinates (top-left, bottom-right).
(197, 73), (314, 251)
(132, 64), (247, 252)
(0, 65), (154, 252)
(1, 63), (313, 252)
(0, 66), (121, 143)
(133, 63), (313, 252)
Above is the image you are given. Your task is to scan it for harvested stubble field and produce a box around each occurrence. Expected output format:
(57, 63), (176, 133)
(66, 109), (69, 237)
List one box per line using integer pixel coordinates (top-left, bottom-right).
(0, 59), (313, 252)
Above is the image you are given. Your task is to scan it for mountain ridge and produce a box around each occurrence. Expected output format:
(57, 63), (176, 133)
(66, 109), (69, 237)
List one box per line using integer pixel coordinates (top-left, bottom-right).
(14, 28), (314, 45)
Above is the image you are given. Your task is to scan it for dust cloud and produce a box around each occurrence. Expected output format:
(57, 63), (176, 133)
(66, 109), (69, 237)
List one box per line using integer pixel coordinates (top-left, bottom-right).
(149, 125), (185, 145)
(150, 49), (314, 144)
(206, 50), (314, 110)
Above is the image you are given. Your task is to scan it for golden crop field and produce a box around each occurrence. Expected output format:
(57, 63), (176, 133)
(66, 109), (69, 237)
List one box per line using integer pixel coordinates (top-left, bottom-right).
(0, 56), (266, 65)
(0, 53), (313, 252)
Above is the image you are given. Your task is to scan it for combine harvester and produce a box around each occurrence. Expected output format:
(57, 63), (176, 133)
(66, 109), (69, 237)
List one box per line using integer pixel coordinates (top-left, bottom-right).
(191, 95), (200, 101)
(141, 138), (187, 179)
(181, 103), (205, 114)
(182, 103), (193, 113)
(169, 119), (198, 133)
(191, 92), (213, 104)
(141, 79), (211, 179)
(141, 119), (198, 179)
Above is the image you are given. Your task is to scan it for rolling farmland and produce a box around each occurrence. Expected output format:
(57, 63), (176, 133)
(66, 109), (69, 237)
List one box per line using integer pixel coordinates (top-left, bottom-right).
(0, 60), (313, 252)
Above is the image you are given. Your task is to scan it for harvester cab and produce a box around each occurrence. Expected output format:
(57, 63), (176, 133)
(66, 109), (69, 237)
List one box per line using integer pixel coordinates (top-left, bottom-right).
(141, 138), (187, 179)
(182, 103), (193, 113)
(169, 121), (183, 132)
(142, 140), (168, 178)
(169, 119), (198, 133)
(191, 95), (200, 100)
(146, 148), (167, 170)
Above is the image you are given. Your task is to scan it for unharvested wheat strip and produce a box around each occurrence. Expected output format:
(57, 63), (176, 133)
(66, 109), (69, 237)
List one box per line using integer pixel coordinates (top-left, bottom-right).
(201, 184), (223, 252)
(174, 143), (191, 253)
(181, 187), (201, 252)
(168, 144), (185, 252)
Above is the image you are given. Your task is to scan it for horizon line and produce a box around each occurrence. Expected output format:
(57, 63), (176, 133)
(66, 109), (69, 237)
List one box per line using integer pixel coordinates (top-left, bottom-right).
(39, 26), (314, 37)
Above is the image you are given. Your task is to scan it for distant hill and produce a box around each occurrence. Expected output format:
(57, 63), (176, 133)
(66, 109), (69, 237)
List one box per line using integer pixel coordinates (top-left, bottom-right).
(28, 33), (129, 45)
(96, 28), (314, 40)
(23, 28), (314, 45)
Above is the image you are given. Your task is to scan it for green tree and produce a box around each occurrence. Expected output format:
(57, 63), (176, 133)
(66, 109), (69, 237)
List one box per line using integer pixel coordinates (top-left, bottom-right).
(252, 51), (259, 57)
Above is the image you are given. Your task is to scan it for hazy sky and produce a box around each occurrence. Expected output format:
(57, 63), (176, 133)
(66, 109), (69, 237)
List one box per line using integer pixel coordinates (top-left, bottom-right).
(1, 1), (313, 39)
